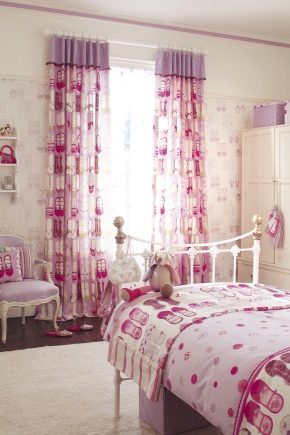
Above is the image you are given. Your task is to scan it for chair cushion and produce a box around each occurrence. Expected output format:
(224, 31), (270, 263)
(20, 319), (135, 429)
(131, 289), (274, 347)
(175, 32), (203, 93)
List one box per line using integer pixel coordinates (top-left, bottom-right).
(0, 246), (25, 277)
(0, 279), (59, 303)
(0, 235), (33, 279)
(0, 251), (23, 284)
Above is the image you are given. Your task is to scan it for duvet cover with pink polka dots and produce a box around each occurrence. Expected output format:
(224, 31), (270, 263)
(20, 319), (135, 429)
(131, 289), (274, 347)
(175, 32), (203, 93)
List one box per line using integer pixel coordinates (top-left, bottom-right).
(105, 282), (290, 435)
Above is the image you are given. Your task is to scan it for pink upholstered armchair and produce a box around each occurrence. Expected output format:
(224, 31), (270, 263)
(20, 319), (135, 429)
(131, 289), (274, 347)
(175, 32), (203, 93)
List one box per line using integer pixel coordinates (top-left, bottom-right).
(0, 234), (60, 344)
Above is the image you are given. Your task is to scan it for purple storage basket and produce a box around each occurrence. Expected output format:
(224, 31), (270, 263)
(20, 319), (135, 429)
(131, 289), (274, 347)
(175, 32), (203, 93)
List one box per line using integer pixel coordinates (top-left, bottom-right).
(139, 386), (211, 435)
(285, 101), (290, 125)
(253, 102), (285, 128)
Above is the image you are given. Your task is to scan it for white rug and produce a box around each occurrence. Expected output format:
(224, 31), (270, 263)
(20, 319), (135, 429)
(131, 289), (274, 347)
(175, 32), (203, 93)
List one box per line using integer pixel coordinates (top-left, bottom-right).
(0, 342), (221, 435)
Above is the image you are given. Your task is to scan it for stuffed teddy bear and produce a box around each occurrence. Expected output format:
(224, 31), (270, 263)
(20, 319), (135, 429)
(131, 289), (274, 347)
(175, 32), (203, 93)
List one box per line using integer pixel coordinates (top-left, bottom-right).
(143, 249), (180, 298)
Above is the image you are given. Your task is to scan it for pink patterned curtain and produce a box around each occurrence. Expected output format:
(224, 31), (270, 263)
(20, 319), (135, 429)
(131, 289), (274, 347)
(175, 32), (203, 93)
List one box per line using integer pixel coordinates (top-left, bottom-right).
(44, 36), (111, 319)
(153, 49), (209, 283)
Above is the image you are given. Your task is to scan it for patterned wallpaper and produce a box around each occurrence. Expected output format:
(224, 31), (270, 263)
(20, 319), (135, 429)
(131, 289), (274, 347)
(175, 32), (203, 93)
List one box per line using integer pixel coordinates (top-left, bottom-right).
(204, 96), (254, 281)
(0, 77), (256, 279)
(0, 78), (48, 261)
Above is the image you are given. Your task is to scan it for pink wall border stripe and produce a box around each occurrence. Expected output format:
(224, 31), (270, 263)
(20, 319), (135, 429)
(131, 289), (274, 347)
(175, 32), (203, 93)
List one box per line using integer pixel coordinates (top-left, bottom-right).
(1, 1), (290, 49)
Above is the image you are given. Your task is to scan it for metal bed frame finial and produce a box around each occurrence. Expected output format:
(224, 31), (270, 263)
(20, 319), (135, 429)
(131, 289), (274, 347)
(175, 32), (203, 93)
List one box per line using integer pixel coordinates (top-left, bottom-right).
(113, 216), (126, 245)
(252, 215), (262, 240)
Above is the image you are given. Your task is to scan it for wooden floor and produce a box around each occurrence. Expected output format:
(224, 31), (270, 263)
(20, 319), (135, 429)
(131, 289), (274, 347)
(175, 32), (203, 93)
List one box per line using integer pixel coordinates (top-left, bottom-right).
(0, 316), (103, 352)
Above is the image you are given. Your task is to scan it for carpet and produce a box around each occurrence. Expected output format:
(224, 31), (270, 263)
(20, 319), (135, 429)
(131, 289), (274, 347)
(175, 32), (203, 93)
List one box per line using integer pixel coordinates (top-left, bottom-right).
(0, 342), (221, 435)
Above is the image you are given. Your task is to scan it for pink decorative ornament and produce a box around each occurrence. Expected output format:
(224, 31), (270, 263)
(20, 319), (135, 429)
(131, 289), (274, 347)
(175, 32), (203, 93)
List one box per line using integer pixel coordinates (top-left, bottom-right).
(265, 205), (284, 248)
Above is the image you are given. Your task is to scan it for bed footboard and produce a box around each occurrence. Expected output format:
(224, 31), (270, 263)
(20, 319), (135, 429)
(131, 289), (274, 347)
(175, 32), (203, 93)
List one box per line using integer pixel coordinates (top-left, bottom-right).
(139, 386), (212, 435)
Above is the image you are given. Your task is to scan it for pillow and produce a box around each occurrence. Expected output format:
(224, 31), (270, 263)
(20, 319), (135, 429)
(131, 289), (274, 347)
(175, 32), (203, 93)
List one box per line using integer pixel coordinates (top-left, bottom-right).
(0, 246), (25, 277)
(0, 250), (23, 283)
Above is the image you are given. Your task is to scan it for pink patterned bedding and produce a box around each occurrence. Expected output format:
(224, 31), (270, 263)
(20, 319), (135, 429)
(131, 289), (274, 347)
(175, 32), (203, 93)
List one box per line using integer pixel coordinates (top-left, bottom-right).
(104, 282), (290, 434)
(235, 347), (290, 434)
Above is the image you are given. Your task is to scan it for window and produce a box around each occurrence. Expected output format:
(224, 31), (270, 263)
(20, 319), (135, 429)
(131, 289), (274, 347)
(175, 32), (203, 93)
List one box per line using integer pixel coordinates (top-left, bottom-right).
(110, 66), (155, 241)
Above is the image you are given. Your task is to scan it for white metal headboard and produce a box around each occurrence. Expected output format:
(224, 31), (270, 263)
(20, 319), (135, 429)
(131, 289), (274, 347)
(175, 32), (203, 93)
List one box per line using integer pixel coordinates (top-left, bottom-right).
(112, 214), (262, 287)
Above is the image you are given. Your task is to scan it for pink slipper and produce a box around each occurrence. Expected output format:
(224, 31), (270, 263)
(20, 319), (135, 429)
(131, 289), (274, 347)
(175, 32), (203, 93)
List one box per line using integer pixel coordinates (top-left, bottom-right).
(46, 330), (73, 337)
(67, 324), (94, 332)
(121, 319), (142, 340)
(265, 359), (290, 384)
(250, 379), (284, 413)
(280, 352), (290, 364)
(129, 307), (149, 326)
(244, 401), (273, 435)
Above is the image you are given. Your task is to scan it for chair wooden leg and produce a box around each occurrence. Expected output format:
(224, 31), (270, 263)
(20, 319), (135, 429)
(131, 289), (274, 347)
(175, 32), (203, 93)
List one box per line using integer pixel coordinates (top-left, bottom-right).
(52, 296), (60, 331)
(21, 307), (25, 325)
(1, 303), (8, 344)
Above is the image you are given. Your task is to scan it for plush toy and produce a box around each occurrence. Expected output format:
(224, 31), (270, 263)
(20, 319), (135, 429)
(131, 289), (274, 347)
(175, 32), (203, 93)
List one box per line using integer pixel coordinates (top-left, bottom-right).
(143, 249), (180, 298)
(4, 124), (12, 136)
(0, 124), (12, 137)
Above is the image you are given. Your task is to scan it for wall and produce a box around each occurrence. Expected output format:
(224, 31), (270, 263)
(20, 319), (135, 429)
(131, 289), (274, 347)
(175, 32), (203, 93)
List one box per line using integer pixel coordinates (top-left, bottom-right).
(0, 5), (290, 282)
(1, 7), (290, 99)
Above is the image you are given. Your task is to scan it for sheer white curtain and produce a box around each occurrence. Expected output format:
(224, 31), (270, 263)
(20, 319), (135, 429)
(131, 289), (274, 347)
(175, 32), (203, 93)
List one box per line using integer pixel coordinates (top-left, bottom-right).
(110, 66), (155, 241)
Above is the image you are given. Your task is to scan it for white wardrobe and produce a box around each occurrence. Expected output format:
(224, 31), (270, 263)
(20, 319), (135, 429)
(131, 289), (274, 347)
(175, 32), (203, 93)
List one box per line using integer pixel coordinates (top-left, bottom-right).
(238, 124), (290, 288)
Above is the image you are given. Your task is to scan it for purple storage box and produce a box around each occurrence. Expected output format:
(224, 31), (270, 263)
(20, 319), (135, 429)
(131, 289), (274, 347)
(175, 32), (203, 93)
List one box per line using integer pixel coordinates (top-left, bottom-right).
(139, 386), (211, 435)
(285, 101), (290, 124)
(253, 102), (285, 128)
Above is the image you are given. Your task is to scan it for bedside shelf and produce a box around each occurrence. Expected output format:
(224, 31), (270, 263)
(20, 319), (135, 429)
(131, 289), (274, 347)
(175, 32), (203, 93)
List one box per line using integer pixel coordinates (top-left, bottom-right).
(0, 163), (17, 167)
(0, 189), (16, 193)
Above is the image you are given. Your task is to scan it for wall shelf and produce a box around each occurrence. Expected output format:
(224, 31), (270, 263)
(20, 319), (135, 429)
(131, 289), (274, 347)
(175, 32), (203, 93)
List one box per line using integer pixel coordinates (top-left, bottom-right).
(0, 132), (17, 191)
(0, 136), (18, 140)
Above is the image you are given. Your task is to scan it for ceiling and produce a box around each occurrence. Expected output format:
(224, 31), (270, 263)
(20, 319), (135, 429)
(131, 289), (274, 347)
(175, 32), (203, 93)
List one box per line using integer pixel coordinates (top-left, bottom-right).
(4, 0), (290, 44)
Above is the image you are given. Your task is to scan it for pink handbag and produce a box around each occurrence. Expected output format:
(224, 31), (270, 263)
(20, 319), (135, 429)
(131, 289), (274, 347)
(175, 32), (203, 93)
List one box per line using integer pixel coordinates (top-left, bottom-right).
(0, 145), (16, 164)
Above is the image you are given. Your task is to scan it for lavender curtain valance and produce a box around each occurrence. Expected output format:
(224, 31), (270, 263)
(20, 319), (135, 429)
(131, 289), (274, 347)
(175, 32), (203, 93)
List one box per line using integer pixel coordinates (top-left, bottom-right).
(47, 35), (110, 70)
(155, 49), (205, 79)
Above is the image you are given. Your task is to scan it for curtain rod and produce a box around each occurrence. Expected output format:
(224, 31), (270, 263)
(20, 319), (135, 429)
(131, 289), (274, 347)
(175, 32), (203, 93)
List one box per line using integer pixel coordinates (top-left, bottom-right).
(43, 29), (208, 54)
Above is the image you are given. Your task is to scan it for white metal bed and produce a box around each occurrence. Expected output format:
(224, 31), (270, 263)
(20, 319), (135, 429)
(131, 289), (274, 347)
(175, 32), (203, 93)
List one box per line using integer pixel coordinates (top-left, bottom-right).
(109, 214), (262, 420)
